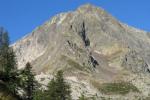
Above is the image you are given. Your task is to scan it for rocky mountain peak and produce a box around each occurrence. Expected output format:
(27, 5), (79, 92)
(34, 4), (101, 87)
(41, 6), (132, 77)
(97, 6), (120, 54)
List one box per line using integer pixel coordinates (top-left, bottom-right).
(77, 3), (104, 12)
(12, 4), (150, 99)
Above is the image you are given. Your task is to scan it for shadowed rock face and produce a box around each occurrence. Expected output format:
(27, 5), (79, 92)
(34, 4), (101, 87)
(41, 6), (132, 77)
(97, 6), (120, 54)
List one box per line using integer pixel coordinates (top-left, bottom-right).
(12, 4), (150, 99)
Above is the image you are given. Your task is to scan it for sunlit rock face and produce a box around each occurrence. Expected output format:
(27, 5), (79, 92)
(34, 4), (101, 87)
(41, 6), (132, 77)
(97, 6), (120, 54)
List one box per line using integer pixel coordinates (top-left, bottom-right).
(12, 4), (150, 99)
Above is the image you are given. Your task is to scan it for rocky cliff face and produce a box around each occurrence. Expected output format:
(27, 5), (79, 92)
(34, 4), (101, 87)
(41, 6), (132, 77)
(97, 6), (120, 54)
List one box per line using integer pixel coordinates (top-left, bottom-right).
(12, 4), (150, 99)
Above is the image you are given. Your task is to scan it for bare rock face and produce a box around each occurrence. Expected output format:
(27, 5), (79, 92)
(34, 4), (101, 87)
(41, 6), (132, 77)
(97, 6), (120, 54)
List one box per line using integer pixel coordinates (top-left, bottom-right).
(12, 4), (150, 99)
(122, 50), (149, 73)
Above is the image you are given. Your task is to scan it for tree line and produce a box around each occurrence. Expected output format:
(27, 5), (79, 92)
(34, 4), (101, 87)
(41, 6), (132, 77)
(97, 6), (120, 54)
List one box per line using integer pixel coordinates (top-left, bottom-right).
(0, 27), (88, 100)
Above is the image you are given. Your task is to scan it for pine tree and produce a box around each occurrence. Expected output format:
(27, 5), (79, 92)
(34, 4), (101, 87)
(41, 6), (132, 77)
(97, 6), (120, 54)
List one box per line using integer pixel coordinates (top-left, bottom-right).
(21, 62), (37, 100)
(46, 78), (57, 99)
(0, 27), (18, 94)
(46, 70), (71, 100)
(0, 28), (17, 75)
(33, 89), (45, 100)
(0, 27), (9, 74)
(55, 70), (71, 100)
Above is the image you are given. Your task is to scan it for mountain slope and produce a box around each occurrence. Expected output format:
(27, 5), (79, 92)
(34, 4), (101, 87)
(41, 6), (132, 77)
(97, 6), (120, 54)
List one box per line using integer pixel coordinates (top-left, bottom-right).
(13, 4), (150, 99)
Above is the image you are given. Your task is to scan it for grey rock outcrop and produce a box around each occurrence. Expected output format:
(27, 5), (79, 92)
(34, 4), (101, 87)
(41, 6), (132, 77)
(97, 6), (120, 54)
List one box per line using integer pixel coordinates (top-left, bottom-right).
(122, 50), (149, 73)
(12, 4), (150, 99)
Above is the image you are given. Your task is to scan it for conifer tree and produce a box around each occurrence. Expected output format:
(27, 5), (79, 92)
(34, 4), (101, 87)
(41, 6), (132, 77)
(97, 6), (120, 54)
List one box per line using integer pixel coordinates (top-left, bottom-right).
(33, 89), (45, 100)
(21, 62), (37, 100)
(46, 70), (71, 100)
(0, 27), (18, 94)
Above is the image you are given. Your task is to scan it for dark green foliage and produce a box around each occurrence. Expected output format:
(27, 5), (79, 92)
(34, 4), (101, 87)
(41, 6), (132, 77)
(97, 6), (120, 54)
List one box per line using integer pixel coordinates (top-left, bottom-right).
(99, 82), (139, 95)
(0, 28), (16, 74)
(78, 93), (97, 100)
(33, 89), (45, 100)
(46, 70), (71, 100)
(0, 82), (21, 100)
(33, 70), (71, 100)
(0, 27), (18, 95)
(0, 28), (39, 100)
(0, 28), (16, 75)
(0, 27), (9, 47)
(20, 62), (38, 100)
(0, 27), (72, 100)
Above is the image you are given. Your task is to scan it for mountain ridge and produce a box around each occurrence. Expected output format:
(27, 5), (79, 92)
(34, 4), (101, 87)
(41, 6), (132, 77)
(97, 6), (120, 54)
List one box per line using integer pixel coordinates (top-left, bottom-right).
(12, 4), (150, 99)
(13, 4), (149, 44)
(13, 4), (150, 69)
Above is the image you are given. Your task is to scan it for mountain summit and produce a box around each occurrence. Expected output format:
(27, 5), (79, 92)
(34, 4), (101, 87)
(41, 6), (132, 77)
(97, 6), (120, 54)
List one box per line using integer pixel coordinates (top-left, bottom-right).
(13, 4), (150, 99)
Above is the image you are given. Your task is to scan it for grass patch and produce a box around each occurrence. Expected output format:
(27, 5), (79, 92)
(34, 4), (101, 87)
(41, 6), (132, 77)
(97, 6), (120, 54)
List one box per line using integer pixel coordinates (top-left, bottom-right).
(99, 82), (139, 95)
(60, 55), (90, 72)
(67, 58), (90, 73)
(77, 47), (84, 53)
(67, 59), (84, 71)
(60, 55), (68, 61)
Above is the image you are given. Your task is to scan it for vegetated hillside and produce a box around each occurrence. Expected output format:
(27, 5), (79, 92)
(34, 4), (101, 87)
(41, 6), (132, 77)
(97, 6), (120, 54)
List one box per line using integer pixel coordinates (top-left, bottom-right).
(13, 4), (150, 99)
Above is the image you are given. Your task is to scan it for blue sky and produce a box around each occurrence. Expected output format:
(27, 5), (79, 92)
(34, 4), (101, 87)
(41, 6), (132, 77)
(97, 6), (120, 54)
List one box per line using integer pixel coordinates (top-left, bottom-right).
(0, 0), (150, 43)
